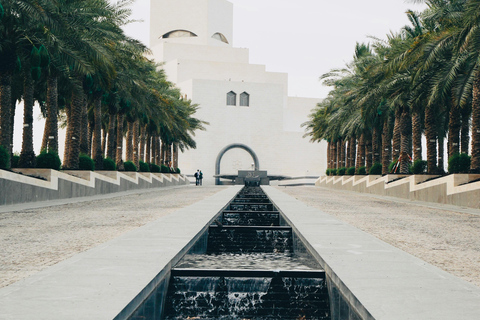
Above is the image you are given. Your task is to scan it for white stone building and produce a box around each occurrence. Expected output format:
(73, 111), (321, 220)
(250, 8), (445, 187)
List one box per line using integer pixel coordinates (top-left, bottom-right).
(150, 0), (326, 184)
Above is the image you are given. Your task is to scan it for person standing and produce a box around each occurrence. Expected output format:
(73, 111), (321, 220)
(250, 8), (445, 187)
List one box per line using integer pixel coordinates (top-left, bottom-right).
(199, 170), (203, 186)
(194, 170), (200, 186)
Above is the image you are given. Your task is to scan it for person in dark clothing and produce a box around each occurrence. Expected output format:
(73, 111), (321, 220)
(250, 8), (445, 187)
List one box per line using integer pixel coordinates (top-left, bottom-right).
(199, 170), (203, 186)
(194, 170), (200, 186)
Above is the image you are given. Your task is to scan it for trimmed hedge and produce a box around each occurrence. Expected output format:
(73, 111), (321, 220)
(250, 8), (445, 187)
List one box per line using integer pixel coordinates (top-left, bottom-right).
(139, 161), (150, 172)
(369, 163), (382, 175)
(410, 159), (427, 174)
(11, 153), (20, 168)
(103, 158), (116, 171)
(347, 166), (355, 175)
(79, 154), (95, 171)
(36, 150), (61, 170)
(448, 153), (471, 174)
(0, 145), (10, 169)
(150, 163), (161, 173)
(160, 164), (169, 173)
(124, 161), (137, 172)
(356, 166), (366, 175)
(175, 167), (181, 174)
(337, 167), (346, 176)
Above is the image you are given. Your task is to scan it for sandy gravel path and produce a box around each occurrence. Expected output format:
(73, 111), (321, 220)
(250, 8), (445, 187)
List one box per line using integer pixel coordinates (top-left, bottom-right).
(275, 186), (480, 287)
(0, 185), (226, 288)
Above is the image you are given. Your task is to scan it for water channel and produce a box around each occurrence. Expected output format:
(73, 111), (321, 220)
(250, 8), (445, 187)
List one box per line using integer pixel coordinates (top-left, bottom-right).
(128, 186), (331, 319)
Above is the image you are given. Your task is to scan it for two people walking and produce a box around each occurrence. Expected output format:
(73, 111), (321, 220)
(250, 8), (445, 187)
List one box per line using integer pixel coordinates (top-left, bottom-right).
(194, 169), (203, 186)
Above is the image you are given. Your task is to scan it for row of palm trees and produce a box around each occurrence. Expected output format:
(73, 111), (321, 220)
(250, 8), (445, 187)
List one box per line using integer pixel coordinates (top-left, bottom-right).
(303, 0), (480, 175)
(0, 0), (206, 171)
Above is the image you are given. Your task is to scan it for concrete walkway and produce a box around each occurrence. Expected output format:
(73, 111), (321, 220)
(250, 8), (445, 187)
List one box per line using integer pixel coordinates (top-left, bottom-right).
(1, 185), (480, 319)
(264, 186), (480, 320)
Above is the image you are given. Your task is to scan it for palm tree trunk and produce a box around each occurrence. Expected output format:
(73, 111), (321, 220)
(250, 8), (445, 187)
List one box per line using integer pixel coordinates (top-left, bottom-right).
(334, 140), (338, 169)
(102, 128), (107, 158)
(63, 104), (72, 164)
(173, 143), (179, 168)
(412, 111), (422, 161)
(79, 96), (89, 155)
(146, 133), (151, 164)
(392, 108), (401, 161)
(365, 135), (372, 172)
(400, 108), (412, 174)
(356, 133), (365, 173)
(115, 113), (124, 169)
(471, 71), (480, 172)
(425, 104), (438, 174)
(64, 88), (83, 169)
(92, 93), (103, 170)
(133, 119), (139, 168)
(18, 67), (36, 168)
(340, 138), (346, 168)
(126, 120), (133, 161)
(0, 70), (13, 163)
(448, 103), (461, 159)
(438, 136), (445, 173)
(349, 135), (356, 169)
(156, 136), (162, 165)
(166, 143), (172, 167)
(45, 75), (58, 154)
(140, 124), (146, 163)
(461, 106), (470, 155)
(107, 113), (116, 160)
(382, 116), (392, 175)
(326, 141), (331, 170)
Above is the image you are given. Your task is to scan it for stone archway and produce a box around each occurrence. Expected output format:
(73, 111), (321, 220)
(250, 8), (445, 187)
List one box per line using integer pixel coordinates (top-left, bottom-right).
(215, 143), (260, 185)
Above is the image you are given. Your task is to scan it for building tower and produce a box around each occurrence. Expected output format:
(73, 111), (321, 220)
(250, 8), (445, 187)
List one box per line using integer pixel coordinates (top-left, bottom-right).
(150, 0), (325, 184)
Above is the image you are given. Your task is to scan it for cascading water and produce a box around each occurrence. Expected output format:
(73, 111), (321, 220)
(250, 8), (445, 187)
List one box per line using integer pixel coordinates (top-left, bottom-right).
(162, 186), (331, 320)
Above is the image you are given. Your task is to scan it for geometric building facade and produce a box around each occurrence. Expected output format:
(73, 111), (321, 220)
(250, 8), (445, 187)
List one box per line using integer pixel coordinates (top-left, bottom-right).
(150, 0), (326, 184)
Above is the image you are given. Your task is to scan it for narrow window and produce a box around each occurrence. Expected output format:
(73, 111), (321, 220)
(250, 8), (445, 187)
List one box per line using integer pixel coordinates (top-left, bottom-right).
(240, 92), (250, 107)
(212, 32), (229, 44)
(227, 91), (236, 106)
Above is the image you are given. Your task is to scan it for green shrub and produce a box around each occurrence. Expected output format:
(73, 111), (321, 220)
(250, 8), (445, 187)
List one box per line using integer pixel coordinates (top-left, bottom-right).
(124, 161), (137, 172)
(325, 168), (330, 176)
(448, 153), (471, 174)
(369, 163), (382, 175)
(347, 166), (355, 175)
(388, 161), (398, 173)
(36, 150), (61, 170)
(176, 168), (181, 174)
(139, 161), (150, 172)
(0, 145), (10, 169)
(11, 153), (20, 168)
(102, 158), (116, 171)
(337, 167), (346, 176)
(160, 164), (169, 173)
(79, 154), (95, 171)
(150, 163), (161, 173)
(356, 166), (366, 175)
(410, 159), (427, 174)
(330, 168), (337, 176)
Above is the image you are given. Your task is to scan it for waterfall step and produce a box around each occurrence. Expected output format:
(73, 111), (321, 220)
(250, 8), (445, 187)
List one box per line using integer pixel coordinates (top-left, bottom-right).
(207, 226), (293, 254)
(220, 211), (281, 226)
(171, 268), (325, 278)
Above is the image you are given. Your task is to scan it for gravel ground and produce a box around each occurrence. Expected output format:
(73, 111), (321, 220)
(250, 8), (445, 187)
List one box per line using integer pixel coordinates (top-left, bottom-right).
(0, 185), (226, 288)
(1, 185), (479, 289)
(275, 186), (480, 288)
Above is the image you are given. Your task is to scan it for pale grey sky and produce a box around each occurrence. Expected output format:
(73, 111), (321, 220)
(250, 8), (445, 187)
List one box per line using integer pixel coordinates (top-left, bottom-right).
(123, 0), (427, 98)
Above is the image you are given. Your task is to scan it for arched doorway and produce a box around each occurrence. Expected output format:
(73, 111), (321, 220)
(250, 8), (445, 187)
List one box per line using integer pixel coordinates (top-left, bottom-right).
(215, 143), (260, 185)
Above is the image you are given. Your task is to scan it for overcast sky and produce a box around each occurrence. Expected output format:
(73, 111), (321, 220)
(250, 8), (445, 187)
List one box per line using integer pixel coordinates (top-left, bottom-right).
(123, 0), (428, 99)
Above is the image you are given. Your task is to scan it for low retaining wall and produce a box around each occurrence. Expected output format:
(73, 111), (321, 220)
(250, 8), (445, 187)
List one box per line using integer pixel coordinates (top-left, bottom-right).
(0, 169), (189, 206)
(316, 174), (480, 209)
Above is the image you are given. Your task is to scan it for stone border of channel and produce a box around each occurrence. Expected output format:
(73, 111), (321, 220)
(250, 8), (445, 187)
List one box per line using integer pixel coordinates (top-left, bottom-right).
(263, 186), (480, 320)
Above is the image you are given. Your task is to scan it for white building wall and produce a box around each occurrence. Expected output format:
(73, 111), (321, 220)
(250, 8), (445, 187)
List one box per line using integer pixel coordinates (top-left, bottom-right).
(150, 0), (327, 184)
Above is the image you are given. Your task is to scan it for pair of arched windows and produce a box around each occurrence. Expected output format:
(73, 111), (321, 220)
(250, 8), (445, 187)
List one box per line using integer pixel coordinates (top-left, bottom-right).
(227, 91), (249, 107)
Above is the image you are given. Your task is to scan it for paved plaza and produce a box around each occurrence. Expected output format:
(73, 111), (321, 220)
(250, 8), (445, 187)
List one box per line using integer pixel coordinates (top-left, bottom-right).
(1, 185), (479, 289)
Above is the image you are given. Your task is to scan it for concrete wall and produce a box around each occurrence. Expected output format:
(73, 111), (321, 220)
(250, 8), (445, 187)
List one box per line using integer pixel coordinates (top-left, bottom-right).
(316, 174), (480, 209)
(0, 169), (189, 206)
